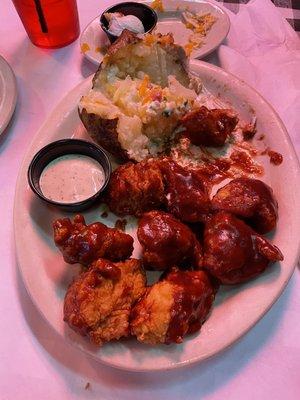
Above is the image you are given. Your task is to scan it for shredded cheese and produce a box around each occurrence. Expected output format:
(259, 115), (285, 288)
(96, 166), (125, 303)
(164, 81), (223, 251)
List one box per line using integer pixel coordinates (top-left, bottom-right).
(81, 43), (90, 53)
(151, 0), (164, 12)
(183, 11), (217, 56)
(95, 46), (108, 54)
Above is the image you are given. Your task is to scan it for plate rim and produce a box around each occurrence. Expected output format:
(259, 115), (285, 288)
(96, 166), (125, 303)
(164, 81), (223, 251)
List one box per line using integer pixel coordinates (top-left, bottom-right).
(0, 55), (17, 135)
(14, 59), (300, 371)
(79, 0), (231, 65)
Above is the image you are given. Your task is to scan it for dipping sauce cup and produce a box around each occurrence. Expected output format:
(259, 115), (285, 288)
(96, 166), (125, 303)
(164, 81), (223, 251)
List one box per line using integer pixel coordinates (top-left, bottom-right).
(28, 139), (112, 212)
(100, 2), (157, 43)
(12, 0), (80, 48)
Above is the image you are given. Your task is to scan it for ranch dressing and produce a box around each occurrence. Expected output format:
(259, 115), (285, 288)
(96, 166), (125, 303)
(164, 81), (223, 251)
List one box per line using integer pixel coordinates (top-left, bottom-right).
(40, 154), (105, 203)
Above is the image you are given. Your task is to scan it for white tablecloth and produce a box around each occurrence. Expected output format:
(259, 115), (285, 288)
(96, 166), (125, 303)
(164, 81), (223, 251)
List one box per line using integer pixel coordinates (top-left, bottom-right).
(1, 1), (299, 399)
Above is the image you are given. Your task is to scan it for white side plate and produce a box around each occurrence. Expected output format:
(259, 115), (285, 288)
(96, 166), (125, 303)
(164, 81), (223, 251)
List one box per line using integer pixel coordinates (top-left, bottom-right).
(80, 0), (230, 65)
(0, 55), (17, 134)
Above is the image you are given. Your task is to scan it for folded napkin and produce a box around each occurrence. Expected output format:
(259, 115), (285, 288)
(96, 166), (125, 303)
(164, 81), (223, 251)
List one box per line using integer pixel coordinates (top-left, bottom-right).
(214, 0), (300, 157)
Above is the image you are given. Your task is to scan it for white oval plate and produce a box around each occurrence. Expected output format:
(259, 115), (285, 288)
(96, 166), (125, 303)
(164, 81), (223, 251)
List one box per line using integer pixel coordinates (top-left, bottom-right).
(80, 0), (230, 65)
(14, 60), (300, 371)
(0, 55), (17, 134)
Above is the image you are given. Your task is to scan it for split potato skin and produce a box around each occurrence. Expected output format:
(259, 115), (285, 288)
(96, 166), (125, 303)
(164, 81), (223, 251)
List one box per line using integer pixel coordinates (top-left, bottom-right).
(79, 30), (191, 162)
(79, 108), (130, 161)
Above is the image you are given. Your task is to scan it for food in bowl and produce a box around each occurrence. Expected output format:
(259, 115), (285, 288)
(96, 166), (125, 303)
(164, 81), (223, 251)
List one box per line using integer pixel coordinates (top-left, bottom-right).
(104, 12), (145, 36)
(100, 2), (157, 44)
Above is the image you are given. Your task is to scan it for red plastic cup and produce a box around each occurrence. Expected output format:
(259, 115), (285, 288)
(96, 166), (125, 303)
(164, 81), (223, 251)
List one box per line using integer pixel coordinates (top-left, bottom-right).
(12, 0), (80, 48)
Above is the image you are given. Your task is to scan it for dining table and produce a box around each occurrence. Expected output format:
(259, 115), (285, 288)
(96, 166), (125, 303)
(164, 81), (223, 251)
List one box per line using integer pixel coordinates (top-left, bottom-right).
(1, 0), (300, 399)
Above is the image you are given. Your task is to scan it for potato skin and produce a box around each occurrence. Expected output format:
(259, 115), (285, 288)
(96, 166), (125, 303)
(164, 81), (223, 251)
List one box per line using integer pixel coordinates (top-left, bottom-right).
(79, 108), (130, 162)
(79, 30), (189, 162)
(79, 32), (140, 162)
(92, 30), (140, 88)
(106, 29), (139, 57)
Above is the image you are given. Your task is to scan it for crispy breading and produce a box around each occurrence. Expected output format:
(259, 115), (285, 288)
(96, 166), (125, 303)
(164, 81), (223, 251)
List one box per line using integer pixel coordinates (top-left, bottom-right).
(131, 268), (216, 344)
(64, 258), (146, 345)
(105, 160), (165, 217)
(53, 214), (133, 265)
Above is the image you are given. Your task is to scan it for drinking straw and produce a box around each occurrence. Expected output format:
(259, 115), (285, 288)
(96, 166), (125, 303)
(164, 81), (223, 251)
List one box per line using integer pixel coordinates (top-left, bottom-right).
(33, 0), (48, 33)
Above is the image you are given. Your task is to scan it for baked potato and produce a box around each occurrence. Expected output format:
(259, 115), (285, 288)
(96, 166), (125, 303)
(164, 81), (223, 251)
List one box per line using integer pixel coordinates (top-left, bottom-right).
(79, 30), (197, 162)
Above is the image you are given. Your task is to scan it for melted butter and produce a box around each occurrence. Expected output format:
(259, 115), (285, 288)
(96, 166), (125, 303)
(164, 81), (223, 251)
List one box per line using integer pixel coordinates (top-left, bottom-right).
(40, 154), (105, 203)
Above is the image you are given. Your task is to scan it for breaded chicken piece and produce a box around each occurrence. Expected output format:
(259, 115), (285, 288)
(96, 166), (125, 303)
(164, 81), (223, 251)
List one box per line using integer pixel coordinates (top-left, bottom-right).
(203, 212), (283, 284)
(211, 178), (278, 234)
(130, 268), (216, 344)
(137, 210), (202, 270)
(180, 106), (238, 147)
(53, 214), (133, 265)
(159, 159), (211, 223)
(104, 160), (165, 217)
(64, 258), (146, 345)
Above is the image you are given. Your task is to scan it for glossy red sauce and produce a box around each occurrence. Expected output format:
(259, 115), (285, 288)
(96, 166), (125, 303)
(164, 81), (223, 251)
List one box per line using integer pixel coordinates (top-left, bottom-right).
(196, 157), (232, 186)
(242, 123), (257, 140)
(94, 259), (121, 281)
(165, 269), (215, 344)
(137, 211), (202, 270)
(53, 214), (133, 265)
(203, 212), (283, 284)
(268, 150), (283, 165)
(230, 150), (264, 175)
(234, 141), (259, 157)
(261, 148), (283, 166)
(211, 177), (278, 234)
(180, 106), (238, 147)
(159, 160), (211, 223)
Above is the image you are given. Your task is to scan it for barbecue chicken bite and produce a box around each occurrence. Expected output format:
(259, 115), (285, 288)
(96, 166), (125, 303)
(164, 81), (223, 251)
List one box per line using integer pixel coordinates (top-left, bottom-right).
(203, 212), (283, 284)
(53, 214), (133, 265)
(130, 268), (216, 344)
(137, 210), (202, 270)
(211, 178), (278, 233)
(159, 159), (211, 223)
(180, 106), (238, 147)
(64, 258), (146, 345)
(104, 160), (165, 217)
